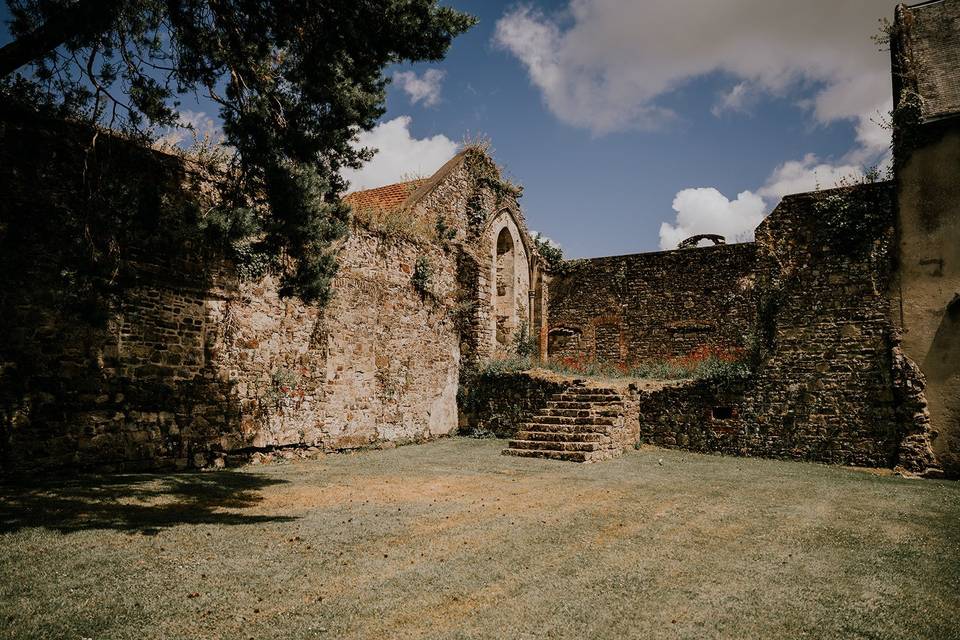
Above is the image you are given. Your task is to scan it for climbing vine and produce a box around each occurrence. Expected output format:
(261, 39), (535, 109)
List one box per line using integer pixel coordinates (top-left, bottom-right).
(462, 145), (523, 236)
(812, 172), (891, 251)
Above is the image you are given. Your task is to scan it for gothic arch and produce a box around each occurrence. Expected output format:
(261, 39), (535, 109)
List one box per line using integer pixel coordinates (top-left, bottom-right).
(487, 209), (532, 354)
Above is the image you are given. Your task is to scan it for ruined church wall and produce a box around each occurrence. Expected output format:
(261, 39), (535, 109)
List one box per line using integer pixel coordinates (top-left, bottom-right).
(0, 115), (462, 471)
(546, 244), (757, 364)
(205, 228), (462, 456)
(412, 152), (537, 364)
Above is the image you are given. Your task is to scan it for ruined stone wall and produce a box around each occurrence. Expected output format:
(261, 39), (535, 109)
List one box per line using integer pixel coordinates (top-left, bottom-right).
(743, 185), (904, 467)
(208, 228), (462, 455)
(546, 244), (757, 364)
(410, 151), (537, 364)
(636, 186), (914, 468)
(614, 183), (945, 470)
(0, 114), (465, 471)
(635, 378), (755, 454)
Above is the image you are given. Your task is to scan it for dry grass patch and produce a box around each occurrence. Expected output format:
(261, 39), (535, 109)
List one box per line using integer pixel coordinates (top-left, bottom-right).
(1, 438), (958, 640)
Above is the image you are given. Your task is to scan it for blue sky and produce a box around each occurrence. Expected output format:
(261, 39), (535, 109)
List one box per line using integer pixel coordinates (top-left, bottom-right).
(358, 0), (898, 257)
(2, 1), (899, 258)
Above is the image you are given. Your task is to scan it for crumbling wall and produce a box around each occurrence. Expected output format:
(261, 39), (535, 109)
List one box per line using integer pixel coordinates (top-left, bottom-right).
(630, 184), (939, 470)
(546, 244), (757, 363)
(411, 150), (537, 363)
(635, 378), (754, 454)
(741, 185), (904, 466)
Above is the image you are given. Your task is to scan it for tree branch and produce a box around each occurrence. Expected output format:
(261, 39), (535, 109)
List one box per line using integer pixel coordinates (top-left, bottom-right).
(0, 0), (126, 77)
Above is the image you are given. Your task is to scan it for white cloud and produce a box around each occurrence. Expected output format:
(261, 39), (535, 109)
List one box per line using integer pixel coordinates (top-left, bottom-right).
(494, 0), (896, 136)
(711, 82), (759, 117)
(756, 153), (865, 201)
(394, 69), (446, 107)
(529, 230), (563, 250)
(659, 188), (766, 250)
(494, 1), (898, 251)
(658, 150), (888, 250)
(342, 116), (458, 191)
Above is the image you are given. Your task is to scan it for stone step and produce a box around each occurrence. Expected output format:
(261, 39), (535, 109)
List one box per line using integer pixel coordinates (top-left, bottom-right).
(507, 439), (605, 452)
(542, 407), (592, 417)
(551, 387), (620, 399)
(549, 401), (597, 410)
(501, 447), (623, 463)
(593, 409), (624, 418)
(540, 407), (623, 420)
(552, 393), (622, 403)
(515, 430), (612, 443)
(564, 386), (617, 394)
(532, 414), (619, 426)
(545, 403), (623, 413)
(521, 423), (617, 436)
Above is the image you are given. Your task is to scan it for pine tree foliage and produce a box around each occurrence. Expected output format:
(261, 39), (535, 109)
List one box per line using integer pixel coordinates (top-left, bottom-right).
(0, 0), (476, 304)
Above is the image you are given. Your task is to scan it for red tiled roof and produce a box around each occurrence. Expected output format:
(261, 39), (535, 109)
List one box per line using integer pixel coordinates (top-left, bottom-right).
(343, 179), (426, 212)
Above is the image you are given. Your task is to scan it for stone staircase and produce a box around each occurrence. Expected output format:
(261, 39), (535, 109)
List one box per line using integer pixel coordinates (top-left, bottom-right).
(502, 383), (631, 463)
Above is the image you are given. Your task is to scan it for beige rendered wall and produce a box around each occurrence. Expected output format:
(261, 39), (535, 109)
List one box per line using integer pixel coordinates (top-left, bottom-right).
(894, 125), (960, 475)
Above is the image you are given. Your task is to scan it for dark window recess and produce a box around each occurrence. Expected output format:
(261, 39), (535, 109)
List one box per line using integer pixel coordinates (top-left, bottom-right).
(712, 406), (735, 420)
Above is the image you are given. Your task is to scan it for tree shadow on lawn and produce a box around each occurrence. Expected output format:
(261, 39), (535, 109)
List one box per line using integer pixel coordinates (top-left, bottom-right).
(0, 471), (296, 535)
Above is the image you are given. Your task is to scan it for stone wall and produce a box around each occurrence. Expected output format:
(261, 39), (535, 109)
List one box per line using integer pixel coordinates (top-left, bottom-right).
(567, 183), (940, 472)
(409, 150), (540, 364)
(0, 112), (485, 472)
(458, 371), (572, 438)
(634, 185), (933, 469)
(744, 185), (908, 467)
(546, 243), (757, 363)
(635, 378), (755, 455)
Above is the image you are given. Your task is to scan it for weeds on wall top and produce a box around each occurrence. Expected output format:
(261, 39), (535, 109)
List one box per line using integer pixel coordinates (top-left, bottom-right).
(532, 233), (564, 273)
(812, 176), (893, 253)
(473, 345), (751, 383)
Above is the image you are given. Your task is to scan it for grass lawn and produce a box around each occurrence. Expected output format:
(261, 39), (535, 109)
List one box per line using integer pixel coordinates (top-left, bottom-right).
(1, 438), (958, 640)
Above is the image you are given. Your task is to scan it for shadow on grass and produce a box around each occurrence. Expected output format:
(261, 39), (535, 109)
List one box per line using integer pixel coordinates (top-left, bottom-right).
(0, 471), (295, 535)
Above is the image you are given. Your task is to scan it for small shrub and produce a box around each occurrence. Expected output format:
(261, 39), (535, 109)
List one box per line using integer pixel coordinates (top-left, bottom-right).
(412, 255), (433, 297)
(512, 321), (538, 358)
(450, 297), (477, 333)
(476, 356), (534, 376)
(533, 233), (564, 272)
(266, 367), (305, 408)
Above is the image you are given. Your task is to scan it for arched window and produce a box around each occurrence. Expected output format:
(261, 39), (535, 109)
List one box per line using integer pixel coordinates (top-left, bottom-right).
(495, 227), (516, 346)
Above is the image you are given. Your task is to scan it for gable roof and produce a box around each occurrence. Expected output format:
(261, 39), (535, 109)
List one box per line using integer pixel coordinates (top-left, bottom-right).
(343, 150), (475, 214)
(343, 178), (427, 213)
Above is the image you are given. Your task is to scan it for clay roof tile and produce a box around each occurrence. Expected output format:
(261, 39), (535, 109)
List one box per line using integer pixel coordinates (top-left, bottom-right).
(343, 179), (427, 213)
